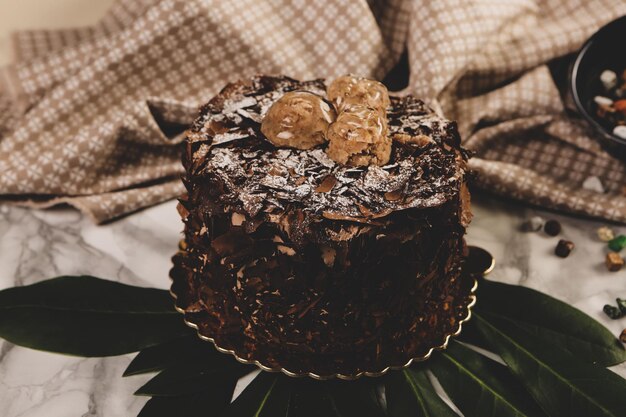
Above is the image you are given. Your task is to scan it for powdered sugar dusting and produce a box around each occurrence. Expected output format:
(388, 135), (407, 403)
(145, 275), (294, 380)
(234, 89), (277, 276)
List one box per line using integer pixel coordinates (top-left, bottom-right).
(188, 76), (465, 220)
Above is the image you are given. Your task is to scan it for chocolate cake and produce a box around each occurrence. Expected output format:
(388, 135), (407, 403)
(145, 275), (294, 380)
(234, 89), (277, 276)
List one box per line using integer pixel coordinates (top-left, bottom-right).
(171, 75), (474, 378)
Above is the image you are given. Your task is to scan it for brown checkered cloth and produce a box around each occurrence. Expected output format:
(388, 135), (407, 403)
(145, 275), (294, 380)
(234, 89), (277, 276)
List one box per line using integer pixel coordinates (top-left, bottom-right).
(0, 0), (625, 223)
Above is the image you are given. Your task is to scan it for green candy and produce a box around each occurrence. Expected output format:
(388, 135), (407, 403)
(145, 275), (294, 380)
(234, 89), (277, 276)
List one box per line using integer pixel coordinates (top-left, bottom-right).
(608, 235), (626, 252)
(603, 304), (623, 319)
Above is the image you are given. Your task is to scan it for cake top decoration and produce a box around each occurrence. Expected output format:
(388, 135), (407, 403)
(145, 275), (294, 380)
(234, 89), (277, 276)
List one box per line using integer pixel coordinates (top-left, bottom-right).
(260, 91), (336, 150)
(327, 74), (390, 112)
(260, 74), (394, 166)
(325, 104), (391, 166)
(186, 75), (466, 225)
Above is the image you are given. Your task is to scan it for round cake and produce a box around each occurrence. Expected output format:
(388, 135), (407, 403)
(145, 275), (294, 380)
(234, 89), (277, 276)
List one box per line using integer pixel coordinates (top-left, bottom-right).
(171, 75), (474, 378)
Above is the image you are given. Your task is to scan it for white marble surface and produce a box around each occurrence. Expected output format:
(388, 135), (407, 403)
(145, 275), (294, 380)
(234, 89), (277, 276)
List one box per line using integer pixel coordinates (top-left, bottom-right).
(0, 194), (625, 416)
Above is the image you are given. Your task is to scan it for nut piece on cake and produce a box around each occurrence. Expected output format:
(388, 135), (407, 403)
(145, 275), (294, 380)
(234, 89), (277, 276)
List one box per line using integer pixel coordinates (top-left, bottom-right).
(326, 104), (392, 166)
(327, 74), (390, 112)
(261, 91), (336, 150)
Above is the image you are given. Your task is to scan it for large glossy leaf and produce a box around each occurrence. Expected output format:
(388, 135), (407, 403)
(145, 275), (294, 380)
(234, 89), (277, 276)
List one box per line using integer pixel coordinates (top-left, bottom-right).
(284, 379), (343, 417)
(3, 276), (625, 417)
(476, 279), (626, 366)
(475, 311), (626, 417)
(0, 276), (192, 356)
(430, 341), (547, 417)
(328, 379), (387, 417)
(220, 372), (286, 417)
(385, 366), (458, 417)
(138, 385), (236, 417)
(287, 378), (386, 417)
(135, 360), (252, 397)
(221, 373), (386, 417)
(124, 335), (226, 376)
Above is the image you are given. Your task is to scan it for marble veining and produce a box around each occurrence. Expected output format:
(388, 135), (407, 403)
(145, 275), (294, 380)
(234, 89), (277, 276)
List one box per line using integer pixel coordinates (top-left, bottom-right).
(1, 193), (625, 416)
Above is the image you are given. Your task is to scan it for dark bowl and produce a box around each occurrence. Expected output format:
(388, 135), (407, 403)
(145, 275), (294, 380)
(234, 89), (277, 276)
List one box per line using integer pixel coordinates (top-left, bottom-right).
(570, 14), (626, 156)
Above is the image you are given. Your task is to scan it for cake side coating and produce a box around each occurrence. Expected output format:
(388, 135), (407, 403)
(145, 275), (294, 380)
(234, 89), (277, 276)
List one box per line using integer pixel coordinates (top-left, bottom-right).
(173, 75), (473, 376)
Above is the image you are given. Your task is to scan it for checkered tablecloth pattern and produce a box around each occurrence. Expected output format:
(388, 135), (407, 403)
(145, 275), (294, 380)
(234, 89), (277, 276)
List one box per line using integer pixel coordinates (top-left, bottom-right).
(0, 0), (625, 223)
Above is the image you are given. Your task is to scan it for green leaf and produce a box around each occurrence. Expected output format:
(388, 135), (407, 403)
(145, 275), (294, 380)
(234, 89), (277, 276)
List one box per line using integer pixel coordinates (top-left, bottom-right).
(0, 276), (192, 356)
(385, 366), (458, 417)
(220, 372), (286, 417)
(476, 279), (626, 366)
(429, 341), (547, 417)
(455, 319), (490, 348)
(138, 385), (236, 417)
(252, 376), (294, 417)
(285, 380), (343, 417)
(0, 276), (176, 312)
(135, 360), (252, 397)
(124, 335), (226, 376)
(221, 374), (386, 417)
(475, 311), (626, 417)
(328, 379), (387, 417)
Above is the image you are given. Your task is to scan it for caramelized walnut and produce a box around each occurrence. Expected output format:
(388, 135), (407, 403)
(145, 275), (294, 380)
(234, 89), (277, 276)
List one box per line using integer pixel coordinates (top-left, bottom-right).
(261, 91), (336, 149)
(325, 105), (391, 166)
(327, 75), (390, 112)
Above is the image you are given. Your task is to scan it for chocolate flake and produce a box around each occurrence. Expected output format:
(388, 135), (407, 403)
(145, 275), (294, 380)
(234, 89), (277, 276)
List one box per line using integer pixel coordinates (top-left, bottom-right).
(315, 175), (337, 193)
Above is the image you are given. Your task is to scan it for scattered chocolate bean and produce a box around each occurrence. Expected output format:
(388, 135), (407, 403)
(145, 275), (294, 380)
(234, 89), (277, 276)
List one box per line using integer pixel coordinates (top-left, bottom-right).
(555, 239), (574, 258)
(614, 125), (626, 139)
(600, 70), (618, 90)
(594, 67), (626, 133)
(522, 216), (544, 232)
(594, 95), (614, 107)
(597, 226), (615, 242)
(604, 304), (623, 319)
(620, 329), (626, 344)
(604, 298), (626, 320)
(615, 100), (626, 113)
(544, 219), (561, 236)
(608, 235), (626, 252)
(606, 252), (625, 272)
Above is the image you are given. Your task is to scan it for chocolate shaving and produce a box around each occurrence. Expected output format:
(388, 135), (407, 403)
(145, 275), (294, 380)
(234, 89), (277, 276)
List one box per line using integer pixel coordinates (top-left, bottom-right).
(384, 190), (403, 201)
(315, 175), (337, 193)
